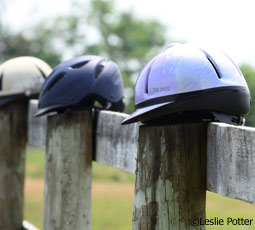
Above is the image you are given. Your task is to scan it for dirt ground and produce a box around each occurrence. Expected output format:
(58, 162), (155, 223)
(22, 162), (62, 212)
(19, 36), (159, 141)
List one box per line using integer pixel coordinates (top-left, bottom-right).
(25, 178), (134, 198)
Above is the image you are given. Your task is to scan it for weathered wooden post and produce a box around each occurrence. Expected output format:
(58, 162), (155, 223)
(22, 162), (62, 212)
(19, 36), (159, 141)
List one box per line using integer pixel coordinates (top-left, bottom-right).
(133, 123), (207, 230)
(28, 100), (47, 148)
(0, 101), (28, 230)
(43, 111), (93, 230)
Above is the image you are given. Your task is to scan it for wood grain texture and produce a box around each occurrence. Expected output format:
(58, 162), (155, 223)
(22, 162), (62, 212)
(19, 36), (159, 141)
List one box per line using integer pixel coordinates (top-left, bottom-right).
(207, 122), (255, 203)
(0, 102), (28, 230)
(28, 100), (47, 148)
(95, 111), (139, 173)
(43, 111), (93, 230)
(133, 124), (207, 230)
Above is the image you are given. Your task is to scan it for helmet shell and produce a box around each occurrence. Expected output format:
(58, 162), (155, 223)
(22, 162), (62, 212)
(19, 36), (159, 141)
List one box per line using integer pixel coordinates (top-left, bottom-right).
(36, 55), (124, 116)
(0, 56), (52, 106)
(122, 43), (250, 125)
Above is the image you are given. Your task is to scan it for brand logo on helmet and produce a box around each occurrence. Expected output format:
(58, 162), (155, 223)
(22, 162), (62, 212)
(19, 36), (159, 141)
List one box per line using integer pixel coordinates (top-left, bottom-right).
(152, 86), (170, 93)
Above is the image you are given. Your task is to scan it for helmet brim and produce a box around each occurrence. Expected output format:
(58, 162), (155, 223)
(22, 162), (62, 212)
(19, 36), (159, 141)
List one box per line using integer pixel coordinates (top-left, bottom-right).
(122, 86), (251, 125)
(121, 101), (173, 125)
(0, 92), (39, 107)
(35, 104), (65, 117)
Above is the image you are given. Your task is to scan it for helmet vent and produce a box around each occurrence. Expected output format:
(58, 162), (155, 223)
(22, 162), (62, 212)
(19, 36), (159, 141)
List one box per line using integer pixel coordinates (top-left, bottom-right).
(70, 61), (89, 69)
(33, 63), (47, 79)
(95, 65), (104, 79)
(145, 67), (152, 94)
(46, 73), (65, 92)
(207, 56), (221, 79)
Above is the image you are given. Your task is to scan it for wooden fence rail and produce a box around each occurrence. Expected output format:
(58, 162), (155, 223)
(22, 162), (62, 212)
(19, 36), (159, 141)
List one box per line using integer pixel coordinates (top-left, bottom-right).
(1, 100), (255, 229)
(29, 101), (255, 203)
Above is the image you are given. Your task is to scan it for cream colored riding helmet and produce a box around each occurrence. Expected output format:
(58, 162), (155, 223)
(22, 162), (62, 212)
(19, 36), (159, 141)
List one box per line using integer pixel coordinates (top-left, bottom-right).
(0, 56), (52, 106)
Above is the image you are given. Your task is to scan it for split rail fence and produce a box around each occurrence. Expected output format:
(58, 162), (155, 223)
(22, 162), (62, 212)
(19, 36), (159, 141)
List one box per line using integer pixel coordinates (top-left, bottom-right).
(0, 100), (255, 229)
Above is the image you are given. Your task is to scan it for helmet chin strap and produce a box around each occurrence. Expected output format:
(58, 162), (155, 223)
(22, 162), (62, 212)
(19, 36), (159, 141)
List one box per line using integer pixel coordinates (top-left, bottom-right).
(210, 112), (245, 126)
(103, 101), (112, 110)
(241, 118), (246, 126)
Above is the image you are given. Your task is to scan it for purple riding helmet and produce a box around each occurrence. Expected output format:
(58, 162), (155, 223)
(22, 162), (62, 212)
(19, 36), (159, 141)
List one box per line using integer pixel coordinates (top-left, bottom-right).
(122, 43), (251, 125)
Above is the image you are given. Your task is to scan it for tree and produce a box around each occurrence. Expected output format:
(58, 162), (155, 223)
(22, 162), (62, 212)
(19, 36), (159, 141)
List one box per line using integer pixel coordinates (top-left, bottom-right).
(0, 0), (168, 113)
(240, 64), (255, 127)
(0, 0), (62, 66)
(70, 0), (168, 112)
(0, 30), (62, 67)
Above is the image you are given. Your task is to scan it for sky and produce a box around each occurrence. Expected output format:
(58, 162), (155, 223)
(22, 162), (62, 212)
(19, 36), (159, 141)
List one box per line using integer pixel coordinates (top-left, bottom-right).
(4, 0), (255, 66)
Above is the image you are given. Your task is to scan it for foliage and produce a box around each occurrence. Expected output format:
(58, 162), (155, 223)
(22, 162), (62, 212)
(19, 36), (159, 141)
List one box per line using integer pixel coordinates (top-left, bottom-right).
(60, 0), (168, 112)
(0, 0), (168, 113)
(0, 28), (62, 67)
(84, 0), (167, 112)
(0, 0), (62, 66)
(240, 64), (255, 127)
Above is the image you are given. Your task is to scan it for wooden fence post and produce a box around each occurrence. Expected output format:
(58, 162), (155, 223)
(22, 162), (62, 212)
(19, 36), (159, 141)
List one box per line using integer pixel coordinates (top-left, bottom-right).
(43, 111), (93, 230)
(0, 101), (28, 230)
(133, 124), (207, 230)
(28, 100), (47, 149)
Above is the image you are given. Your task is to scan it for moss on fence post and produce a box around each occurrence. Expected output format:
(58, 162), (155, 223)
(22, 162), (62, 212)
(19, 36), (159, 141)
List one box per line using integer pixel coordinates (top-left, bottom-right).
(133, 124), (207, 230)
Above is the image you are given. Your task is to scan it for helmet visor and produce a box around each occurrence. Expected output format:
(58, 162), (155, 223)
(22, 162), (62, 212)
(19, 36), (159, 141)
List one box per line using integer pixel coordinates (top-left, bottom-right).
(121, 101), (172, 125)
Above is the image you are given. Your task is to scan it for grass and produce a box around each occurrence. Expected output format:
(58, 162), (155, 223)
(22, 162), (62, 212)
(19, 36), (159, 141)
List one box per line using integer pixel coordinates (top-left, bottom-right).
(24, 147), (255, 229)
(24, 147), (135, 229)
(25, 147), (45, 179)
(206, 192), (255, 230)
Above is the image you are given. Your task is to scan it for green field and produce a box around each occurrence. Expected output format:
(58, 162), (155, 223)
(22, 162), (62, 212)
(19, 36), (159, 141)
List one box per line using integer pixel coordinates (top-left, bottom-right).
(24, 147), (255, 229)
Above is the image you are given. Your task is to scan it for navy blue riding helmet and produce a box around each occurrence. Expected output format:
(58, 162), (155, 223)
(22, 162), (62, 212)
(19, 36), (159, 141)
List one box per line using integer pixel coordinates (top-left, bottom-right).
(36, 55), (125, 116)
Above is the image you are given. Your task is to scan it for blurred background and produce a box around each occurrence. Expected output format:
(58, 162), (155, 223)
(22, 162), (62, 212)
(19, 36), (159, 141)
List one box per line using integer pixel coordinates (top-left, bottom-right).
(1, 0), (255, 125)
(2, 0), (255, 229)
